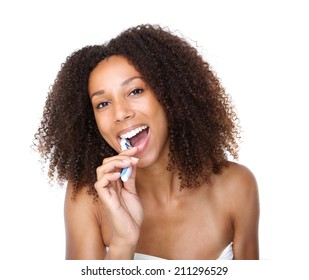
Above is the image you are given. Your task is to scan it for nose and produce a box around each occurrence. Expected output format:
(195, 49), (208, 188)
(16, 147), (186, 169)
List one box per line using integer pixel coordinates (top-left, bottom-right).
(113, 98), (135, 123)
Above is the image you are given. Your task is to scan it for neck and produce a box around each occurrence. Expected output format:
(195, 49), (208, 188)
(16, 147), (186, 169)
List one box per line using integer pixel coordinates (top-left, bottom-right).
(136, 153), (184, 204)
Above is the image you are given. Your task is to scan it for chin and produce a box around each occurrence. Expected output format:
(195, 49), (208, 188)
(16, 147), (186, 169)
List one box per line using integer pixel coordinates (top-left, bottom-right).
(136, 148), (167, 169)
(136, 157), (153, 169)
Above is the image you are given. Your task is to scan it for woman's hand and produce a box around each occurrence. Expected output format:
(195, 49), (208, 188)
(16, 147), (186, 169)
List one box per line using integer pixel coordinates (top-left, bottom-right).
(94, 146), (144, 257)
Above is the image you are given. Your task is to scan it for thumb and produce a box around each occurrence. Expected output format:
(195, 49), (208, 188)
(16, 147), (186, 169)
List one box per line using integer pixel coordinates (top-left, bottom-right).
(123, 157), (139, 193)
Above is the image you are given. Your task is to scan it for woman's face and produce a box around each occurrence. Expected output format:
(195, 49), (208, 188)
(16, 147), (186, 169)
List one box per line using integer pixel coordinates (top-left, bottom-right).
(88, 55), (169, 168)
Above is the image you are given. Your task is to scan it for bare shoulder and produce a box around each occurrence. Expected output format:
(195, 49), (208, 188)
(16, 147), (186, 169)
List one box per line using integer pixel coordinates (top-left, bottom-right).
(64, 182), (103, 236)
(64, 182), (106, 259)
(218, 162), (259, 201)
(65, 182), (98, 210)
(216, 162), (260, 259)
(64, 182), (101, 223)
(213, 162), (260, 222)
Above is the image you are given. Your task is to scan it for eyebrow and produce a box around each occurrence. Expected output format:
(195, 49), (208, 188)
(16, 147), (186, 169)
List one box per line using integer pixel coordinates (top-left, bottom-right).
(90, 76), (143, 99)
(121, 76), (143, 86)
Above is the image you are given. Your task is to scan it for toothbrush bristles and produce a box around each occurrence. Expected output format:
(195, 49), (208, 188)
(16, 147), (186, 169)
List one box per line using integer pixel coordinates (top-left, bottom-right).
(125, 142), (131, 148)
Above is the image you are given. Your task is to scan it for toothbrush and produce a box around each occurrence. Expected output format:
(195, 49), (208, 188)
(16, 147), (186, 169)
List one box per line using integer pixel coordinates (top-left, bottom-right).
(120, 138), (132, 182)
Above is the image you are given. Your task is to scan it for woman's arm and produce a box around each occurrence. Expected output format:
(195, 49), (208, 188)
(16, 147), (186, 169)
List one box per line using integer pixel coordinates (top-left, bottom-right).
(64, 182), (106, 259)
(228, 164), (260, 259)
(64, 145), (143, 260)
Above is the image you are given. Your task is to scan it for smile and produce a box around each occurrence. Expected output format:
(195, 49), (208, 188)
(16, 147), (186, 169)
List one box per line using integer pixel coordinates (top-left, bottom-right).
(119, 125), (149, 140)
(118, 125), (150, 150)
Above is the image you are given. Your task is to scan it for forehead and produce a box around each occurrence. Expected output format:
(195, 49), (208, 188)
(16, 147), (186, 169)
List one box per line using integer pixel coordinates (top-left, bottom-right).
(88, 55), (141, 93)
(93, 55), (139, 79)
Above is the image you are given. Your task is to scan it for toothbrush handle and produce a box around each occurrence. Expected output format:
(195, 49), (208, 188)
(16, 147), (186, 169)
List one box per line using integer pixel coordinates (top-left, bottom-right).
(120, 139), (133, 182)
(121, 166), (132, 182)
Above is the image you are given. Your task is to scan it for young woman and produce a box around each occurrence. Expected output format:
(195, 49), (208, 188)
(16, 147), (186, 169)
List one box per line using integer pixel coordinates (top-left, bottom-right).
(34, 24), (259, 260)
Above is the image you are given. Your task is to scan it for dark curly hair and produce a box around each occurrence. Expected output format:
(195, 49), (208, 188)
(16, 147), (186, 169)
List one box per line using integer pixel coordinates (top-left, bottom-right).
(34, 24), (240, 197)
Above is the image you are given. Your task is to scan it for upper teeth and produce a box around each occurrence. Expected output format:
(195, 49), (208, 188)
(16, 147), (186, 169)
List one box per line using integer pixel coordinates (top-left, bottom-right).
(120, 125), (148, 139)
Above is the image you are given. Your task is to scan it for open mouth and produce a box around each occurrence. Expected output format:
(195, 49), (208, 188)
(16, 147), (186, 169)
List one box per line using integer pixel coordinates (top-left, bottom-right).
(119, 125), (150, 148)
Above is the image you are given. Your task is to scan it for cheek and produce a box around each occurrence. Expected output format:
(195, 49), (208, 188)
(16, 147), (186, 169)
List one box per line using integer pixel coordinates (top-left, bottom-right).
(151, 107), (169, 147)
(95, 114), (113, 143)
(155, 106), (168, 131)
(147, 97), (167, 120)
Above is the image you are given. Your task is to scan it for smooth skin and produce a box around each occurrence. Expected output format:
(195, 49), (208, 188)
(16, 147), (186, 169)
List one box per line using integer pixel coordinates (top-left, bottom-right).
(64, 55), (259, 260)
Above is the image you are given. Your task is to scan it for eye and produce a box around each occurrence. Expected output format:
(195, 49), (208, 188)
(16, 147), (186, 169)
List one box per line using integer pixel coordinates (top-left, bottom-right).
(96, 101), (110, 109)
(129, 88), (144, 96)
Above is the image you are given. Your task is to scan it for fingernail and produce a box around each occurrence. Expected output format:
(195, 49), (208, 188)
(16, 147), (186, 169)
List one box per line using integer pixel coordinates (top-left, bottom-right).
(130, 157), (139, 163)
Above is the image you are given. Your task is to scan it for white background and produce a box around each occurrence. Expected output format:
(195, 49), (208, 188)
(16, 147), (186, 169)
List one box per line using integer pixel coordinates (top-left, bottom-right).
(0, 0), (308, 278)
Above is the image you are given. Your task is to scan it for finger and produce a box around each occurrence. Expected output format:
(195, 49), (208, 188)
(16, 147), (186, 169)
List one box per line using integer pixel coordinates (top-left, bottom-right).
(97, 157), (138, 179)
(122, 159), (139, 194)
(94, 172), (121, 191)
(102, 155), (137, 166)
(119, 146), (139, 156)
(96, 181), (121, 211)
(102, 146), (139, 164)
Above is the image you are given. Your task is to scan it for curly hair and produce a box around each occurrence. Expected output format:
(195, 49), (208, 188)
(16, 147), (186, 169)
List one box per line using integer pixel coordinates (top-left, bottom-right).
(34, 24), (240, 197)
